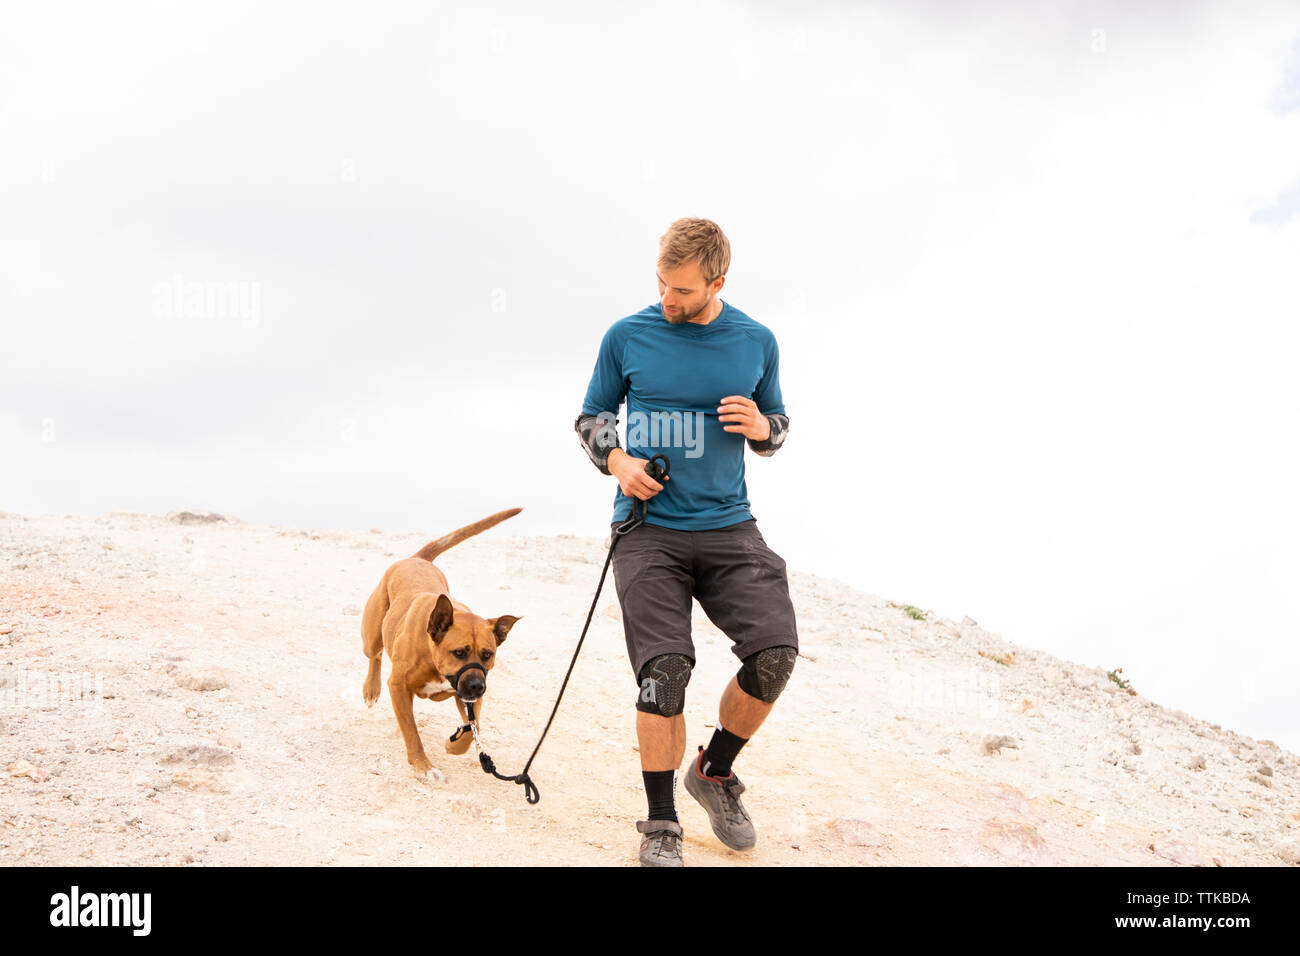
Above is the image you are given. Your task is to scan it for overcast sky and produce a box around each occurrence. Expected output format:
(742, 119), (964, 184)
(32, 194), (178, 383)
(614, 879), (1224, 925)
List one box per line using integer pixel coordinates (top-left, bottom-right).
(3, 1), (1299, 751)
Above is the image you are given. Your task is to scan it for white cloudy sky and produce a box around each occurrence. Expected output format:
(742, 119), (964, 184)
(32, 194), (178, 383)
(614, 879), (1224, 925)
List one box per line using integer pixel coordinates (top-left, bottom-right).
(3, 1), (1299, 750)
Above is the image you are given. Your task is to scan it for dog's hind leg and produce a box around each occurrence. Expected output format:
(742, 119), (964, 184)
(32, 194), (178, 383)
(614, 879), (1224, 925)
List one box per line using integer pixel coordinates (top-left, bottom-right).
(361, 581), (388, 707)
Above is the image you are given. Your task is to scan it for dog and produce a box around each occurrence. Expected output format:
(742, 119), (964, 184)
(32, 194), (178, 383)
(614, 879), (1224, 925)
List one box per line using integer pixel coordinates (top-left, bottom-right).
(361, 508), (522, 778)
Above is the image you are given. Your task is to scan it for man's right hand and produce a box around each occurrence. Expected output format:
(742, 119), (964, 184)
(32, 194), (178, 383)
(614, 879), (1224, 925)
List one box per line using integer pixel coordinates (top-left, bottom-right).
(609, 448), (669, 501)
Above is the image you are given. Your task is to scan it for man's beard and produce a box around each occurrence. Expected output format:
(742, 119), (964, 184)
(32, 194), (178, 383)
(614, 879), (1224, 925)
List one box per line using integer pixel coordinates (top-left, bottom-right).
(665, 300), (708, 325)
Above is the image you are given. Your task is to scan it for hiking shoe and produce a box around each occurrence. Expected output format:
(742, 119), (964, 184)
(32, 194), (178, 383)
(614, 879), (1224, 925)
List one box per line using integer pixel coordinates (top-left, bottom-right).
(636, 819), (684, 867)
(684, 746), (756, 851)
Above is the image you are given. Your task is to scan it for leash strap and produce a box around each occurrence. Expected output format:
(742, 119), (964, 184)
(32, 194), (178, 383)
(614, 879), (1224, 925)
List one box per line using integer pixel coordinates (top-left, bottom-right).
(460, 454), (669, 805)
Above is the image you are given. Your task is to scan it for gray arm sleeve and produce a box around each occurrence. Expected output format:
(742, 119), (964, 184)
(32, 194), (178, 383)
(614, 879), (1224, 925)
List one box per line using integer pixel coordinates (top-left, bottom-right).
(746, 413), (789, 458)
(574, 412), (621, 475)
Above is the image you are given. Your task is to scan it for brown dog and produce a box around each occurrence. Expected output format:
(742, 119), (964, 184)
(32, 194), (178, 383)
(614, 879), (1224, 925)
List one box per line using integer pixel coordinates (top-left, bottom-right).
(361, 508), (522, 778)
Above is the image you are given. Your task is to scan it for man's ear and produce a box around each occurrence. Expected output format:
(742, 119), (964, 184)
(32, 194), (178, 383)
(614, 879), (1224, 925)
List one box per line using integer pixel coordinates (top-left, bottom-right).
(491, 615), (521, 646)
(428, 594), (455, 644)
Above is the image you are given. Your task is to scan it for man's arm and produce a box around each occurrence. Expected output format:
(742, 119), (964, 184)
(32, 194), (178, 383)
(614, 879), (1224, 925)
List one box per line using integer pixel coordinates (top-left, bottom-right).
(746, 413), (790, 457)
(575, 416), (667, 500)
(574, 412), (621, 475)
(576, 322), (629, 475)
(575, 322), (668, 500)
(750, 330), (788, 456)
(721, 330), (790, 458)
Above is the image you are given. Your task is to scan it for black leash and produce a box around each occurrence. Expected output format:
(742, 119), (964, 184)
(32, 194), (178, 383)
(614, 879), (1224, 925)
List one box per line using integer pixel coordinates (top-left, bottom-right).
(452, 454), (670, 804)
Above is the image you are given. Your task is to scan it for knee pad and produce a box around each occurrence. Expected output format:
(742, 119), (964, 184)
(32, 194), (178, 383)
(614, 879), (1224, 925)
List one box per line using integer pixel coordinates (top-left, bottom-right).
(737, 645), (797, 703)
(636, 653), (694, 716)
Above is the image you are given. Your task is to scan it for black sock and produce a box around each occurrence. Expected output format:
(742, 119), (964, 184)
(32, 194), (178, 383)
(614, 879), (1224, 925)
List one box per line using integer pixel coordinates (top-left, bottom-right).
(701, 725), (748, 779)
(643, 769), (678, 822)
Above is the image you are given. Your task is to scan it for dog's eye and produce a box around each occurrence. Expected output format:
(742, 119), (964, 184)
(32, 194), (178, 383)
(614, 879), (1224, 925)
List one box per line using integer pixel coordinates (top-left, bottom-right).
(453, 649), (468, 660)
(481, 651), (493, 661)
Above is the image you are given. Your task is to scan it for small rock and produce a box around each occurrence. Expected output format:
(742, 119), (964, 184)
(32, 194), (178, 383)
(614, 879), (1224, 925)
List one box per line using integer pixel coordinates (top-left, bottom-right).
(1275, 841), (1300, 865)
(133, 770), (172, 790)
(984, 735), (1019, 755)
(1189, 755), (1207, 771)
(156, 745), (235, 768)
(1258, 764), (1273, 777)
(1247, 772), (1273, 789)
(7, 760), (50, 783)
(167, 511), (228, 525)
(1150, 840), (1208, 867)
(170, 769), (228, 794)
(213, 830), (231, 843)
(962, 616), (977, 627)
(981, 819), (1044, 859)
(827, 818), (886, 847)
(177, 669), (229, 692)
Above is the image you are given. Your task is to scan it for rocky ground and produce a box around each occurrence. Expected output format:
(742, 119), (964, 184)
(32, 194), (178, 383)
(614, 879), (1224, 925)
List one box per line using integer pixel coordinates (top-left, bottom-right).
(1, 509), (1296, 867)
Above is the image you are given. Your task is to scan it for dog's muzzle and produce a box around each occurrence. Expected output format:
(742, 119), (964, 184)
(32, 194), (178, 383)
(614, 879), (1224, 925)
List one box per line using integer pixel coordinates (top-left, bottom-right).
(448, 662), (487, 702)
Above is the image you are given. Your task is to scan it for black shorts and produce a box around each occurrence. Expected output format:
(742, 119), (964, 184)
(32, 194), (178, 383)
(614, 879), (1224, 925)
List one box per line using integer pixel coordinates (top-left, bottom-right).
(609, 518), (799, 678)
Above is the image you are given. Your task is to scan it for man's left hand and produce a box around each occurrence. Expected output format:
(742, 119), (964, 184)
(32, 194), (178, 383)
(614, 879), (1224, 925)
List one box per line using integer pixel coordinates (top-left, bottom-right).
(718, 395), (771, 442)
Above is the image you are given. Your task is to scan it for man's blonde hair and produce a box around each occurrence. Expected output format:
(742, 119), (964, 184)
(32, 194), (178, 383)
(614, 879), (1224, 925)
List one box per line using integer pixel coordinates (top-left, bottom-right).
(658, 218), (731, 284)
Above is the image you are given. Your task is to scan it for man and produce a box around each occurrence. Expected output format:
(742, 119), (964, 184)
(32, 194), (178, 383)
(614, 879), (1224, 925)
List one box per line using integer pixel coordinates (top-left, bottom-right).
(574, 218), (797, 867)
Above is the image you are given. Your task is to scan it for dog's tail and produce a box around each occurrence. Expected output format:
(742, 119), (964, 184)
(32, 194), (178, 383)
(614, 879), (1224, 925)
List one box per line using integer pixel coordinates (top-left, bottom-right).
(412, 508), (522, 562)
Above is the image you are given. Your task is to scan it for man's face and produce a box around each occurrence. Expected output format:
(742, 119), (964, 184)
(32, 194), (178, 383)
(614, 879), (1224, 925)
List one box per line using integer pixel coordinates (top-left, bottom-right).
(657, 262), (723, 325)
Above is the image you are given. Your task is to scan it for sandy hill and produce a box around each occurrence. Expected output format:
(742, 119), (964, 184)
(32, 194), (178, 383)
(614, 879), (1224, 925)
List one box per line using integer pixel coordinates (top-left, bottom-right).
(1, 509), (1296, 866)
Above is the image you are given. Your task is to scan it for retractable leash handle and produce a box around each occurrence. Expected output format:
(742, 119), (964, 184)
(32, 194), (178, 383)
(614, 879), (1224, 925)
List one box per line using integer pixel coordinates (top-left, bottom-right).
(465, 453), (672, 804)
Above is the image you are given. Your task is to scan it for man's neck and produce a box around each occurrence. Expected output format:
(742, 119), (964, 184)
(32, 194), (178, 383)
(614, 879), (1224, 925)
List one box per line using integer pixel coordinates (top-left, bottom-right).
(687, 297), (724, 326)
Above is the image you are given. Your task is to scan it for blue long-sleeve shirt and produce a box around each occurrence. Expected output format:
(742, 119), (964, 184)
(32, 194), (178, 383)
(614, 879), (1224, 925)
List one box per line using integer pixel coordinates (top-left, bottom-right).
(579, 301), (787, 530)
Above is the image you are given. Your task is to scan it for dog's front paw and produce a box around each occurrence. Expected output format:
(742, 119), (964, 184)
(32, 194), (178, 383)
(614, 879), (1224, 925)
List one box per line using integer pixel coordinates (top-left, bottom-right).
(409, 755), (445, 783)
(446, 730), (473, 756)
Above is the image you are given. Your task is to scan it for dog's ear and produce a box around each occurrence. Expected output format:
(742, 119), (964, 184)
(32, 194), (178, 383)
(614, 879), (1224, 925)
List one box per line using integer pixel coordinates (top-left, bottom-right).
(428, 594), (455, 644)
(490, 615), (521, 646)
